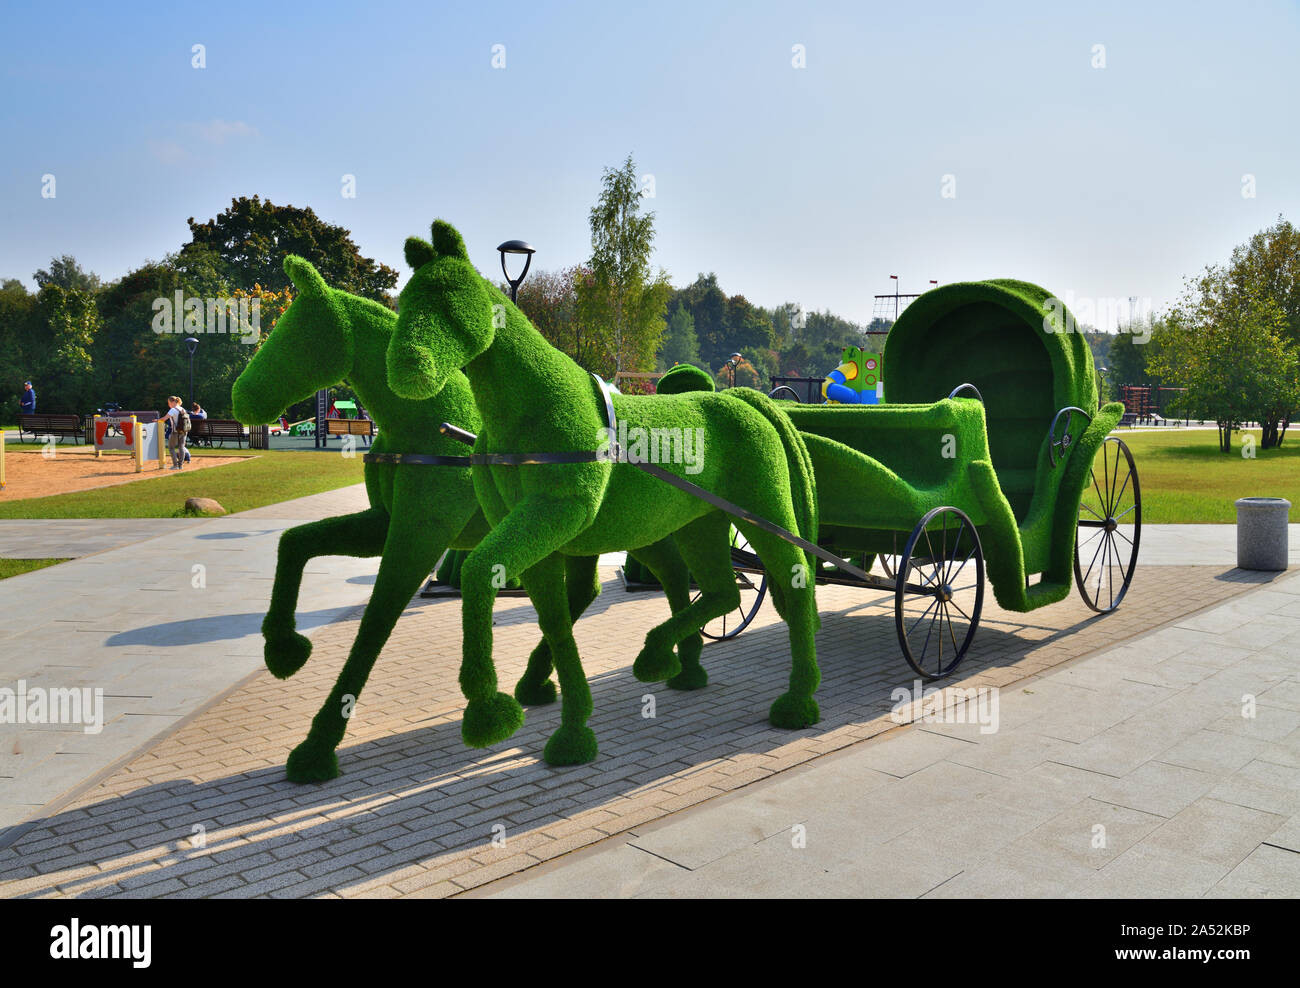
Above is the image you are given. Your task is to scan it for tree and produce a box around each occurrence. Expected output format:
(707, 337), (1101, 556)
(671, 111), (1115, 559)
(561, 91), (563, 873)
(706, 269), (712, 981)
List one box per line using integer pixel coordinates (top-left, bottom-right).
(1220, 216), (1300, 445)
(576, 155), (669, 378)
(673, 273), (728, 370)
(34, 255), (101, 293)
(657, 302), (700, 369)
(185, 195), (398, 301)
(514, 265), (605, 370)
(1147, 272), (1299, 453)
(1106, 322), (1154, 390)
(725, 294), (774, 356)
(0, 280), (37, 418)
(15, 285), (101, 413)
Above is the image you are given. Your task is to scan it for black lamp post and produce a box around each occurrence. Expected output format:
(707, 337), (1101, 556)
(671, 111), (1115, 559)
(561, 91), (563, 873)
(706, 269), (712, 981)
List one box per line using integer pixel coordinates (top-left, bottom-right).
(184, 336), (199, 408)
(726, 352), (742, 389)
(497, 240), (536, 303)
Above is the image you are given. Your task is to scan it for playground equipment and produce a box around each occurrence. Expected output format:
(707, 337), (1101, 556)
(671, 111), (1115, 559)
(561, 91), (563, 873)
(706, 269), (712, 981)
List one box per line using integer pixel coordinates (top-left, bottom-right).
(92, 414), (165, 472)
(822, 346), (884, 404)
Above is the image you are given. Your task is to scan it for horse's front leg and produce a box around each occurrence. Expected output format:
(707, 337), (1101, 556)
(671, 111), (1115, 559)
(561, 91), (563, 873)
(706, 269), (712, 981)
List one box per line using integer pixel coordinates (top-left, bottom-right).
(263, 507), (389, 678)
(285, 479), (466, 782)
(514, 554), (600, 706)
(521, 554), (599, 765)
(459, 495), (590, 749)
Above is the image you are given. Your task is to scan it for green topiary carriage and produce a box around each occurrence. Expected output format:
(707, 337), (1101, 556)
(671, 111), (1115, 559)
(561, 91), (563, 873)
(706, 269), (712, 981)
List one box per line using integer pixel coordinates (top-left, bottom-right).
(758, 279), (1140, 677)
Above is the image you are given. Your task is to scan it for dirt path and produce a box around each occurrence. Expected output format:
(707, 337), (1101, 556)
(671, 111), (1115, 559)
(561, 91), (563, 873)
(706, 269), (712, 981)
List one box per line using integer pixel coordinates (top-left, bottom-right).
(0, 447), (250, 501)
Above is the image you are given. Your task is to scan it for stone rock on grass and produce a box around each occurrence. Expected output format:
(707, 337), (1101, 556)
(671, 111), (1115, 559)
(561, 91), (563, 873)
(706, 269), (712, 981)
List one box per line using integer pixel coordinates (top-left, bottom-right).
(185, 496), (226, 516)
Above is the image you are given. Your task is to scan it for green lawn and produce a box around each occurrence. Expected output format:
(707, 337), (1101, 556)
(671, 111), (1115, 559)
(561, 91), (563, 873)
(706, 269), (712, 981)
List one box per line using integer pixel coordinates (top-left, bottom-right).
(0, 448), (364, 518)
(1109, 428), (1298, 523)
(0, 558), (69, 579)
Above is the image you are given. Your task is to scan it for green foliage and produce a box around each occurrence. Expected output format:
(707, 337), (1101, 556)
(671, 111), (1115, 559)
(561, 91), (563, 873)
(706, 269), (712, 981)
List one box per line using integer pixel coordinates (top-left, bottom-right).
(34, 255), (101, 293)
(185, 195), (399, 301)
(1223, 215), (1300, 346)
(0, 284), (101, 415)
(1106, 322), (1154, 389)
(576, 156), (670, 376)
(1148, 263), (1300, 452)
(514, 265), (601, 370)
(657, 302), (700, 369)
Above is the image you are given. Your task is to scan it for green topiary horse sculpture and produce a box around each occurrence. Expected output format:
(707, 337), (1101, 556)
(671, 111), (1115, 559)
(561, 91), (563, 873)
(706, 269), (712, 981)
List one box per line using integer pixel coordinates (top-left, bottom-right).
(387, 219), (823, 766)
(232, 256), (706, 781)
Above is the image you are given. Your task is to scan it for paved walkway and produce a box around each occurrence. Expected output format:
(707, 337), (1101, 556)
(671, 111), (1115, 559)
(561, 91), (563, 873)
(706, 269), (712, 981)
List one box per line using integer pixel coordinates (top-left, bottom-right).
(0, 551), (1280, 897)
(478, 569), (1300, 898)
(0, 519), (208, 559)
(0, 481), (1294, 898)
(0, 484), (377, 831)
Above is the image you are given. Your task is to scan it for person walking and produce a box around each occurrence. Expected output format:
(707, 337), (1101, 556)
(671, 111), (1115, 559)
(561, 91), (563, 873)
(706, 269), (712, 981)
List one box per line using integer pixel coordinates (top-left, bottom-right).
(357, 406), (372, 447)
(163, 395), (191, 469)
(19, 381), (35, 414)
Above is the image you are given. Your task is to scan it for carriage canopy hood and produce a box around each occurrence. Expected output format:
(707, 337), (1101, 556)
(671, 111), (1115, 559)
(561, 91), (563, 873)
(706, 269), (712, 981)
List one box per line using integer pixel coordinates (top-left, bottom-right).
(882, 279), (1098, 524)
(882, 279), (1097, 416)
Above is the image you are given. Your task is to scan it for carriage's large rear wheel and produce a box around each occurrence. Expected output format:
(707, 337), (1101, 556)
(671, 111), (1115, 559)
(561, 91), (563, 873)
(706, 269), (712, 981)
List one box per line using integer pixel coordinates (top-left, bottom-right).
(695, 526), (768, 640)
(1074, 436), (1141, 613)
(895, 507), (985, 679)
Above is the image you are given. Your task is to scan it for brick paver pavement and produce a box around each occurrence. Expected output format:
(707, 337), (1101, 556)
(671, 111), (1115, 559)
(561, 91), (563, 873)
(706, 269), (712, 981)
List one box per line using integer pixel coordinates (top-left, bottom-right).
(0, 564), (1268, 898)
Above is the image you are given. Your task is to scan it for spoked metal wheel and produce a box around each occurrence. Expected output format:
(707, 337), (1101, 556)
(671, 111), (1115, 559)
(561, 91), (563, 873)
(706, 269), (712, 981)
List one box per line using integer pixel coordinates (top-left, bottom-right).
(1075, 436), (1141, 613)
(696, 526), (768, 641)
(895, 507), (985, 679)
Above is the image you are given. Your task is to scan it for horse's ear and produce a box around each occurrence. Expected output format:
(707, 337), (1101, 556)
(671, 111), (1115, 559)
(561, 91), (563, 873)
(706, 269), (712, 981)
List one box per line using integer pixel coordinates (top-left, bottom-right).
(405, 237), (436, 270)
(430, 220), (469, 261)
(283, 255), (327, 296)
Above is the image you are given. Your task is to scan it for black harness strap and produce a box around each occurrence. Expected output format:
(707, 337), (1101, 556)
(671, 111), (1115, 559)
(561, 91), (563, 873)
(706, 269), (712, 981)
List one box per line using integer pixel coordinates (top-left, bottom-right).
(363, 453), (472, 465)
(586, 375), (875, 585)
(372, 376), (874, 585)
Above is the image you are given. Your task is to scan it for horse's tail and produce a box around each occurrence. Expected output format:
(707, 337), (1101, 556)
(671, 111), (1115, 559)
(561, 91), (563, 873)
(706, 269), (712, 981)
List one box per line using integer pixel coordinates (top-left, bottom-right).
(722, 388), (819, 570)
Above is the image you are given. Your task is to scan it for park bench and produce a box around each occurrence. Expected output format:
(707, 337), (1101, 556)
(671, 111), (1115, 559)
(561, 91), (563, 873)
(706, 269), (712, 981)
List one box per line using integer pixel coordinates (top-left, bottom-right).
(189, 419), (248, 448)
(325, 418), (375, 442)
(18, 413), (85, 444)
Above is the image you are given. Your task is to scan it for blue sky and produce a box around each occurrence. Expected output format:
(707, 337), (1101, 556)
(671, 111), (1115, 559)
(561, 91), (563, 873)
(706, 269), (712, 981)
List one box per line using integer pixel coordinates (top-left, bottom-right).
(2, 0), (1297, 329)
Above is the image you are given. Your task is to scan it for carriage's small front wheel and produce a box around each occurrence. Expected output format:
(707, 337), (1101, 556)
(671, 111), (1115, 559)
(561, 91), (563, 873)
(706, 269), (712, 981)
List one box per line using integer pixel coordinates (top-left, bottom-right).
(895, 506), (985, 679)
(696, 526), (768, 640)
(1074, 436), (1141, 613)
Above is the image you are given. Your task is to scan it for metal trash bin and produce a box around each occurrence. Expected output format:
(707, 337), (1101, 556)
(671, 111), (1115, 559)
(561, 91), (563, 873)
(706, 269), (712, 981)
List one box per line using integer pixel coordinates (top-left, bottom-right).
(1235, 497), (1290, 571)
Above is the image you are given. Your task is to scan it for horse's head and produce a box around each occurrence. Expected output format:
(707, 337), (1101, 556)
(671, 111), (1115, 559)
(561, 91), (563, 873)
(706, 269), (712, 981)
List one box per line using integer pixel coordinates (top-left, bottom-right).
(231, 256), (354, 424)
(388, 219), (494, 400)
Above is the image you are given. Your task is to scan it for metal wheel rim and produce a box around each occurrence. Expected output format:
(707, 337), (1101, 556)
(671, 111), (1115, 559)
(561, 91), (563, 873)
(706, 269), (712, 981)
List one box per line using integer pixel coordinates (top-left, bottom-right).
(895, 507), (985, 679)
(1074, 436), (1141, 613)
(697, 526), (768, 640)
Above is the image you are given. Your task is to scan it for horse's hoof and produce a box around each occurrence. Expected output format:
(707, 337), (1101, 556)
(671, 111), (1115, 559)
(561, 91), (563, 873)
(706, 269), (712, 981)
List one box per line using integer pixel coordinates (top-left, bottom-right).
(543, 725), (598, 766)
(514, 677), (558, 706)
(667, 664), (709, 691)
(769, 692), (820, 730)
(633, 642), (681, 683)
(286, 739), (339, 783)
(264, 631), (312, 679)
(462, 692), (525, 747)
